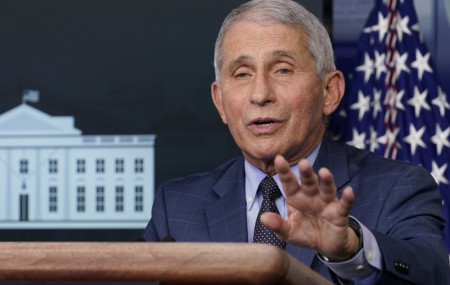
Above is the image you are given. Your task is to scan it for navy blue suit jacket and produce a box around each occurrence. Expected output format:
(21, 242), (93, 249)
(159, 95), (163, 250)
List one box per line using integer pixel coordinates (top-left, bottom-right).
(143, 137), (450, 284)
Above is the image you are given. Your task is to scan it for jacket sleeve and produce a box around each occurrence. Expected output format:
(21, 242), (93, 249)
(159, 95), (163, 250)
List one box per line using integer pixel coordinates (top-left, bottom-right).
(368, 164), (450, 284)
(141, 184), (170, 241)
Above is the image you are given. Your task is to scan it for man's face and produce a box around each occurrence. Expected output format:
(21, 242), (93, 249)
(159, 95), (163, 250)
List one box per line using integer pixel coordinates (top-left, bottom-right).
(212, 21), (331, 172)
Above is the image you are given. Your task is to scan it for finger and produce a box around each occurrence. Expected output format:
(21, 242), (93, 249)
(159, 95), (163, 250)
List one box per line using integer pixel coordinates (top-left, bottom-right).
(260, 212), (290, 241)
(298, 159), (319, 196)
(274, 155), (300, 196)
(338, 186), (355, 217)
(317, 167), (337, 203)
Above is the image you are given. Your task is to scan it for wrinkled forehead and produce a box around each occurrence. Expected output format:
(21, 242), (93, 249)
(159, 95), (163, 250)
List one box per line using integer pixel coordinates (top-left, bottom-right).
(221, 19), (310, 54)
(220, 20), (311, 65)
(226, 15), (308, 40)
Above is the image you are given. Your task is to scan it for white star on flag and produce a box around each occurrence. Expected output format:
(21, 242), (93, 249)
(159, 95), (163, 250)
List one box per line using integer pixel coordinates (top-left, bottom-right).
(431, 161), (450, 185)
(364, 12), (389, 42)
(371, 89), (383, 118)
(432, 86), (450, 117)
(350, 91), (371, 120)
(431, 124), (450, 155)
(331, 0), (450, 251)
(356, 53), (374, 83)
(393, 52), (410, 81)
(395, 14), (412, 41)
(403, 125), (426, 154)
(374, 51), (387, 80)
(411, 49), (432, 80)
(407, 86), (430, 116)
(348, 128), (366, 149)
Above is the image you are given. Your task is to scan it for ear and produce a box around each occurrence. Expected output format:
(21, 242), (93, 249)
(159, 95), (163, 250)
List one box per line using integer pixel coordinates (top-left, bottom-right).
(322, 70), (345, 116)
(211, 81), (228, 124)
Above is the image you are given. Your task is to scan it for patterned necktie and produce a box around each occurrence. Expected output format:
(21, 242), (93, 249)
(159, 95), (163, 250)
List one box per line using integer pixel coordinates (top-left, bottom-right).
(253, 176), (286, 249)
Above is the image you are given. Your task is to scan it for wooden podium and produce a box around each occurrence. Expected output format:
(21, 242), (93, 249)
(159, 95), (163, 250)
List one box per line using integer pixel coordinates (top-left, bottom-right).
(0, 242), (332, 284)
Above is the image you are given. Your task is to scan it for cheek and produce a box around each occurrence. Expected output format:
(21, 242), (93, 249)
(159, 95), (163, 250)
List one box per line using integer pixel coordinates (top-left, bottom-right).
(221, 96), (242, 124)
(304, 85), (324, 113)
(289, 87), (324, 123)
(222, 85), (249, 111)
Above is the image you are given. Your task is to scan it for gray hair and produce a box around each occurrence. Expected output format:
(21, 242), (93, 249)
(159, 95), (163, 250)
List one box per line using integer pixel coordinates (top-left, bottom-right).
(213, 0), (335, 83)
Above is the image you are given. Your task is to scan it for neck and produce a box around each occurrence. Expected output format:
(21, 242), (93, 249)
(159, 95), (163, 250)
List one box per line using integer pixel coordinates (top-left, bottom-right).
(244, 136), (323, 175)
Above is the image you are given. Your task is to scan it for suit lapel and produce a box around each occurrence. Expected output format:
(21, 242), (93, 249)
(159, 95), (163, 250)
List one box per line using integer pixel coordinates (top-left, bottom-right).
(205, 158), (248, 242)
(314, 136), (350, 193)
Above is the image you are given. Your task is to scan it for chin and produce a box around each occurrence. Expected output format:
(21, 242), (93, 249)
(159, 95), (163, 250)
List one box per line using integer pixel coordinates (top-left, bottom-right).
(245, 150), (278, 163)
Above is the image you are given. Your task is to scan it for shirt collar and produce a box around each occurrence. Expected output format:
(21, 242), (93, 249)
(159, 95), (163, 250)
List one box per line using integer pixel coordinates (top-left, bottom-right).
(244, 140), (322, 210)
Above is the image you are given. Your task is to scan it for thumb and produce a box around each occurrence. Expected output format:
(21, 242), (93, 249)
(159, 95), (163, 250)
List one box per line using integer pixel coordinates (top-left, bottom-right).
(261, 212), (290, 240)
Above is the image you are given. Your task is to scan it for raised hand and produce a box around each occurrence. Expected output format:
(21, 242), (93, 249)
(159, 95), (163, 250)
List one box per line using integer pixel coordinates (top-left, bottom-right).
(261, 155), (360, 261)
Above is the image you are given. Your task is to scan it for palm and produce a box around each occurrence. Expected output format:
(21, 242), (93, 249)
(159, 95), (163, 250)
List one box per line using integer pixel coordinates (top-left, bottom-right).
(285, 194), (350, 254)
(261, 156), (356, 260)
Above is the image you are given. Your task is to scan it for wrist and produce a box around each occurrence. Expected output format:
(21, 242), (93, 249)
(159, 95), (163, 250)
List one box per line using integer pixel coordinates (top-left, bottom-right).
(348, 217), (363, 251)
(346, 217), (363, 258)
(319, 217), (363, 262)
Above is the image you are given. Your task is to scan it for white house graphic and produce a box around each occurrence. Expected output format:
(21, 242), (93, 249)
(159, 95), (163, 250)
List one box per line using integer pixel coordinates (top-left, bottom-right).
(0, 103), (156, 229)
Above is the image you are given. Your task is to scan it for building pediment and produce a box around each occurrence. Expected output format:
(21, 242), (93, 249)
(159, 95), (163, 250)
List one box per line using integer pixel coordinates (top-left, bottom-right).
(0, 104), (81, 136)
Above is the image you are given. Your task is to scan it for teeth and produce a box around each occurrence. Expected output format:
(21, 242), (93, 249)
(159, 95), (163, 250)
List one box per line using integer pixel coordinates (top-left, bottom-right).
(255, 122), (273, 127)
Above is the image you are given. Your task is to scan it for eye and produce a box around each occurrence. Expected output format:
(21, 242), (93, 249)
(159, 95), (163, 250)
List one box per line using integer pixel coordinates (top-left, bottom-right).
(278, 68), (291, 75)
(232, 66), (252, 79)
(235, 72), (248, 78)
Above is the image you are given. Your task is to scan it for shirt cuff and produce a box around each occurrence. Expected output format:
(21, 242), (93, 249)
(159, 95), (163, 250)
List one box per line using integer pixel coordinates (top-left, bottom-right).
(317, 217), (382, 279)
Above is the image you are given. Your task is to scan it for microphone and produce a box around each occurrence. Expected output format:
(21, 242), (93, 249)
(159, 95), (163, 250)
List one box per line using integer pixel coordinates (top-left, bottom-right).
(130, 236), (175, 242)
(130, 236), (146, 242)
(160, 235), (176, 242)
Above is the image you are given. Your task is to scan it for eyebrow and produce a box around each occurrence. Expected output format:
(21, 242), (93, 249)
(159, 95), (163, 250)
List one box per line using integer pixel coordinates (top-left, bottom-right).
(227, 55), (251, 75)
(270, 50), (296, 61)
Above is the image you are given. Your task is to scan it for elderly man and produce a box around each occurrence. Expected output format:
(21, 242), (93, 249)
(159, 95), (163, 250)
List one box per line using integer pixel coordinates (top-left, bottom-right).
(143, 0), (449, 283)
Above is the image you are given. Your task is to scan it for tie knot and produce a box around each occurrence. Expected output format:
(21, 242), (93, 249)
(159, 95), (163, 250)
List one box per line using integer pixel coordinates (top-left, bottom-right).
(258, 176), (282, 201)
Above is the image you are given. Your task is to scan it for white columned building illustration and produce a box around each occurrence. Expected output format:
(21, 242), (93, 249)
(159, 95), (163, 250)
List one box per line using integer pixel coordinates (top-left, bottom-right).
(0, 103), (156, 229)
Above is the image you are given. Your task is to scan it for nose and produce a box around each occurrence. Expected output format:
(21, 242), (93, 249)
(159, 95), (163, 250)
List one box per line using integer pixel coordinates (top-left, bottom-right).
(249, 73), (274, 106)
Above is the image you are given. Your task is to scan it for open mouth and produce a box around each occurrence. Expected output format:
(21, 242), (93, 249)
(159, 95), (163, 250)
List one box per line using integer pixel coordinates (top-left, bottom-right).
(253, 120), (275, 127)
(248, 117), (281, 134)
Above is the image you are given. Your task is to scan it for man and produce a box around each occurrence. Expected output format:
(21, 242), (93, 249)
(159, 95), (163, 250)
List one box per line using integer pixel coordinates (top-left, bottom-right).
(143, 0), (450, 283)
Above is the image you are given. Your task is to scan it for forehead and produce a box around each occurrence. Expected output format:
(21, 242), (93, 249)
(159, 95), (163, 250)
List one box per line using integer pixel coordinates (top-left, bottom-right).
(221, 20), (309, 63)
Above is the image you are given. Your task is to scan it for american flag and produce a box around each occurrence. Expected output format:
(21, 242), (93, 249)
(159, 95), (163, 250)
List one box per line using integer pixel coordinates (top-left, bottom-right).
(333, 0), (450, 251)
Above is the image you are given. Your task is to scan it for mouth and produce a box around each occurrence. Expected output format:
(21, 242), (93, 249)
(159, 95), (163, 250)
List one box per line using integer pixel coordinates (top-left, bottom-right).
(252, 120), (276, 127)
(248, 117), (282, 133)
